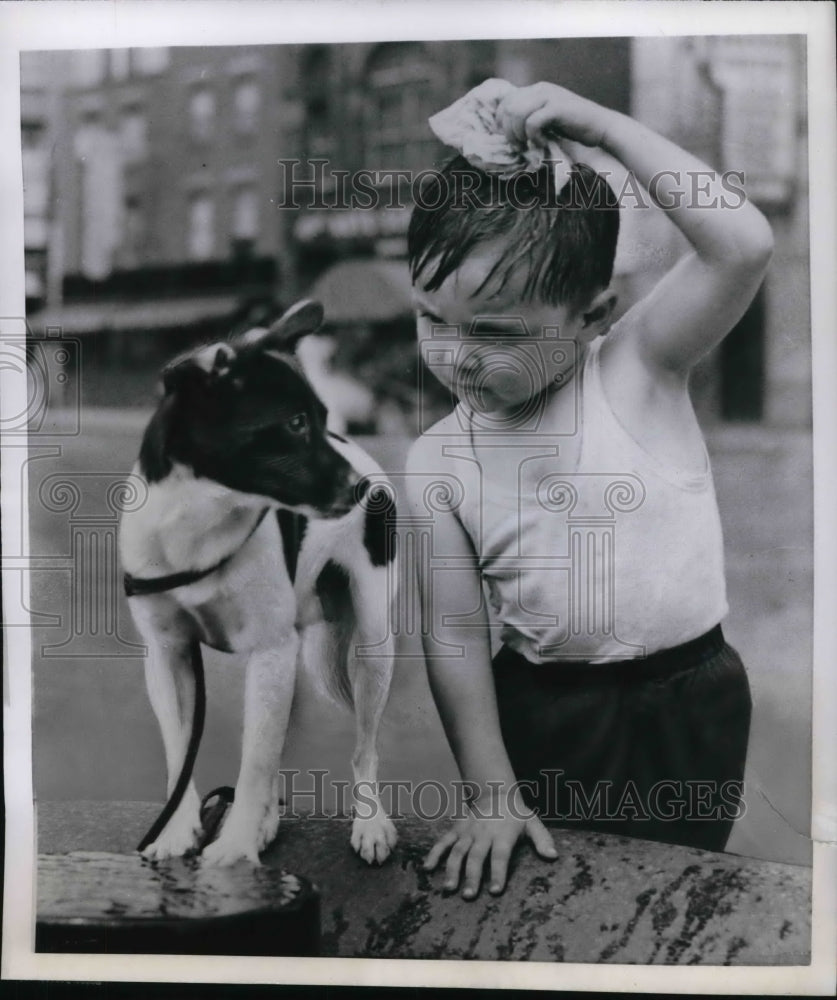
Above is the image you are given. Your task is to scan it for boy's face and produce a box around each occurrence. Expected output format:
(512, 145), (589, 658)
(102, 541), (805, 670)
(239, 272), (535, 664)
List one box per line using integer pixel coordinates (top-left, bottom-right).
(413, 248), (604, 418)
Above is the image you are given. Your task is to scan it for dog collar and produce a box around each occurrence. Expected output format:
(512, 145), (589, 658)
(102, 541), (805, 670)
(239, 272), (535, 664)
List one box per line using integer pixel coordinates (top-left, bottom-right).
(124, 507), (270, 598)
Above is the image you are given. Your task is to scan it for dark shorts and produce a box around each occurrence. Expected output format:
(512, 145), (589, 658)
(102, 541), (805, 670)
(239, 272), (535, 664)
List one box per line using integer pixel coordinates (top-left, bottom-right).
(492, 625), (752, 853)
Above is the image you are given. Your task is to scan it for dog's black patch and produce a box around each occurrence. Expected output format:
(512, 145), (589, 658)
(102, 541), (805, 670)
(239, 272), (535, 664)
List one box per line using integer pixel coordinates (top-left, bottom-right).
(138, 398), (175, 483)
(276, 509), (307, 583)
(363, 488), (397, 567)
(316, 559), (352, 622)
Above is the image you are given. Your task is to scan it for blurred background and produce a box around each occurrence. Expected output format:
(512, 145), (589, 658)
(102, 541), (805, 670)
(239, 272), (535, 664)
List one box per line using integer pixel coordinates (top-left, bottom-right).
(20, 36), (812, 865)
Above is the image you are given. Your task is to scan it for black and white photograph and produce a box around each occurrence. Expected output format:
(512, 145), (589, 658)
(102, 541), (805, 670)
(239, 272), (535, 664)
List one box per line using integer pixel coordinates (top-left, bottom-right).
(2, 0), (835, 992)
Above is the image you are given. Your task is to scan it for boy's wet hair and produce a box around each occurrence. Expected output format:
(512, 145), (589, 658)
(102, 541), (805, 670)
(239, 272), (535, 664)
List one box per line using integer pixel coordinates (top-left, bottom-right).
(408, 156), (620, 311)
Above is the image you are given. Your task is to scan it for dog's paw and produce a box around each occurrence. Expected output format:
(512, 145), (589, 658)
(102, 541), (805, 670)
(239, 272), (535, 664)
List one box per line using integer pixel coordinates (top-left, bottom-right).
(140, 791), (202, 861)
(201, 830), (261, 867)
(351, 813), (398, 865)
(141, 819), (202, 861)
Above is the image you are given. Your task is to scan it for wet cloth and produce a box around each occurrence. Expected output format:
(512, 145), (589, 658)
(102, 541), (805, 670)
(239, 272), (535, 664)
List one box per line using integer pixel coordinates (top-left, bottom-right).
(428, 77), (574, 189)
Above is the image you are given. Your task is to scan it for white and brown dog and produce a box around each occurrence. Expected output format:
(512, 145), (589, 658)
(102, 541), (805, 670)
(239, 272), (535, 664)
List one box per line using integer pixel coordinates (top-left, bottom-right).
(119, 300), (398, 866)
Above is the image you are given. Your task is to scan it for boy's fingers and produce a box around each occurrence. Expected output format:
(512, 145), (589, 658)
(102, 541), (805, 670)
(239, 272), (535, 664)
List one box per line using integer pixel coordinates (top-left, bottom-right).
(423, 829), (457, 871)
(499, 92), (552, 146)
(496, 99), (527, 145)
(462, 841), (490, 899)
(488, 842), (513, 894)
(525, 815), (559, 860)
(524, 107), (560, 147)
(443, 835), (473, 891)
(504, 112), (527, 147)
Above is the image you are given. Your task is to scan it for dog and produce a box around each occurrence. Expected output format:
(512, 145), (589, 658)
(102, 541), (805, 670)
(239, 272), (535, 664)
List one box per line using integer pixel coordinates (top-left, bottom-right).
(118, 299), (398, 866)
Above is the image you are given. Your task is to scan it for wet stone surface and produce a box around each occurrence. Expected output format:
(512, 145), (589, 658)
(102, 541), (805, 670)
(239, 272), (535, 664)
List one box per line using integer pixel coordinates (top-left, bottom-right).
(39, 852), (305, 920)
(37, 802), (811, 963)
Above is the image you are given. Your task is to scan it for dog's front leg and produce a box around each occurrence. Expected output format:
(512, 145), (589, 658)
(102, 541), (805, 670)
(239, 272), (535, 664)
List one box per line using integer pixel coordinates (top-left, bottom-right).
(141, 635), (203, 860)
(349, 568), (398, 865)
(201, 635), (299, 866)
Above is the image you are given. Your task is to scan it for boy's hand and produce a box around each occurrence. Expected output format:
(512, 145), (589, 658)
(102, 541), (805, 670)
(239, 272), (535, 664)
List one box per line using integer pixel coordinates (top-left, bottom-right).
(500, 80), (773, 373)
(423, 788), (558, 899)
(496, 82), (612, 150)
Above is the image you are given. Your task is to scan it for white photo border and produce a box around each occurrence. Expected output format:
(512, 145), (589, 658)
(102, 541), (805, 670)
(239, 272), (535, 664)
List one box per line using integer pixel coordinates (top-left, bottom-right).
(1, 0), (835, 993)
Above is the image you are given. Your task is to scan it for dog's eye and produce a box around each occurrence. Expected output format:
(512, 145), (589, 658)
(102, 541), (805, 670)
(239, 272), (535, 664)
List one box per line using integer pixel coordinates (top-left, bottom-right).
(286, 413), (309, 434)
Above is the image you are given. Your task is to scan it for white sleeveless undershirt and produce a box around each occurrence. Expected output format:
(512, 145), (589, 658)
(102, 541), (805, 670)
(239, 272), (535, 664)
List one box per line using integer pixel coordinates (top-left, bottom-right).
(449, 336), (729, 664)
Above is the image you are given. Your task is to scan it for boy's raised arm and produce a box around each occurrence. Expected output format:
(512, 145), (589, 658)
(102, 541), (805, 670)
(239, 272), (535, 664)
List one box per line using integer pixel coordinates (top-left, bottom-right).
(498, 84), (774, 374)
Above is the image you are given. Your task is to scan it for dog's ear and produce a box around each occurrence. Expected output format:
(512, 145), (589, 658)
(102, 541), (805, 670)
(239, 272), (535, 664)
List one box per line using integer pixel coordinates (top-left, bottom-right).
(264, 299), (325, 352)
(161, 343), (239, 395)
(161, 356), (206, 396)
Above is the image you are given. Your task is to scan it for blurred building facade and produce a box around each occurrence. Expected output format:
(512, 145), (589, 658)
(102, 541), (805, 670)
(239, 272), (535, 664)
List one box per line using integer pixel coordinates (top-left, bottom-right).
(20, 49), (71, 311)
(23, 36), (809, 429)
(629, 36), (809, 429)
(23, 45), (296, 404)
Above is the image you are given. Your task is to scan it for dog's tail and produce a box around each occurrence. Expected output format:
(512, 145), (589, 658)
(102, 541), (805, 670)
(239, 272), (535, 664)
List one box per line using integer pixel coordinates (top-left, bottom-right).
(310, 560), (355, 707)
(136, 640), (206, 852)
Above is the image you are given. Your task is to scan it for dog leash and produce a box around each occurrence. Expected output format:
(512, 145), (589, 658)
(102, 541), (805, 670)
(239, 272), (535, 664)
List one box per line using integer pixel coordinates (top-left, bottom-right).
(136, 639), (206, 852)
(195, 785), (236, 852)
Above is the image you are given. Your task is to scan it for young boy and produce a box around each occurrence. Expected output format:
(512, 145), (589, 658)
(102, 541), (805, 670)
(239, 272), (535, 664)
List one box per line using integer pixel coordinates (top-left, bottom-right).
(404, 82), (773, 900)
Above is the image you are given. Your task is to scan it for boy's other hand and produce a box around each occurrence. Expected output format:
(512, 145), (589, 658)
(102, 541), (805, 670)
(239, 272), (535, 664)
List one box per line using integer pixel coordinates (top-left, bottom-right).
(496, 82), (612, 151)
(423, 789), (558, 900)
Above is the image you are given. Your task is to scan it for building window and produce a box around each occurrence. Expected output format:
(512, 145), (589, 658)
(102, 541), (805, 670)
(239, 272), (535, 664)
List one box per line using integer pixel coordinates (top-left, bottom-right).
(21, 120), (44, 150)
(119, 107), (147, 163)
(72, 50), (107, 87)
(124, 196), (143, 238)
(364, 43), (438, 171)
(22, 145), (50, 220)
(76, 126), (123, 279)
(302, 46), (333, 158)
(233, 79), (260, 134)
(187, 193), (214, 260)
(24, 216), (49, 251)
(189, 88), (215, 142)
(110, 49), (131, 81)
(133, 47), (170, 75)
(25, 256), (46, 301)
(120, 195), (145, 266)
(231, 186), (259, 240)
